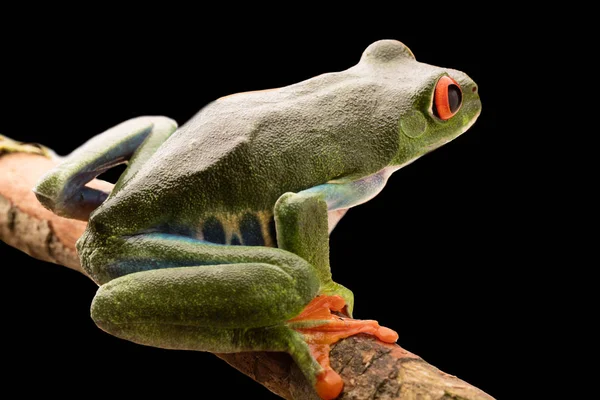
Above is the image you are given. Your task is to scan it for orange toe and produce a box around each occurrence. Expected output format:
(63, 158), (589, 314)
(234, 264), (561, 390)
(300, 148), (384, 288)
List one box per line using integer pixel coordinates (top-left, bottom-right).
(377, 326), (399, 343)
(315, 369), (344, 400)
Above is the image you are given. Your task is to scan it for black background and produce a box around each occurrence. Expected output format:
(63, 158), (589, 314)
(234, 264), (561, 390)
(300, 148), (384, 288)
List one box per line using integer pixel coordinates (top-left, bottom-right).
(1, 9), (538, 399)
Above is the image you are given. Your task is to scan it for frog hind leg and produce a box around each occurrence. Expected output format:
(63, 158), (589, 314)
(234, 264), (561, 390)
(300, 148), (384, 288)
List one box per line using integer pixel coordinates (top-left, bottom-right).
(91, 262), (318, 352)
(85, 230), (394, 399)
(87, 233), (324, 389)
(33, 116), (177, 220)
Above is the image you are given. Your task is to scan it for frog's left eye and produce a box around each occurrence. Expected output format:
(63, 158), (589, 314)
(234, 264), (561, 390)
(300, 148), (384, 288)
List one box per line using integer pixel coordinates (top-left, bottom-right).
(433, 76), (462, 120)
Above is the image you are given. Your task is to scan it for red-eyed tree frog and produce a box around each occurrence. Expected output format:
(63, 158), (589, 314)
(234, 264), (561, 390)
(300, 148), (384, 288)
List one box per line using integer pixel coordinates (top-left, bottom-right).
(32, 40), (481, 399)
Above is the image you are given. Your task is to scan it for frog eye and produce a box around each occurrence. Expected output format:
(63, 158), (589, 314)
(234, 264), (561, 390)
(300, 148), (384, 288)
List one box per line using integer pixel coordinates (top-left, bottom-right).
(433, 76), (462, 120)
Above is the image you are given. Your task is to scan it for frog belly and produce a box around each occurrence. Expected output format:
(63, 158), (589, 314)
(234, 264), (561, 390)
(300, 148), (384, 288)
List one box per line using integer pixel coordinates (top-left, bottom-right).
(327, 208), (348, 233)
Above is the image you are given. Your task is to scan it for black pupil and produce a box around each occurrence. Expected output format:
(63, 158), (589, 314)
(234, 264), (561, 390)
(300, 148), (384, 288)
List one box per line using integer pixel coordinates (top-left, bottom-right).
(448, 84), (462, 113)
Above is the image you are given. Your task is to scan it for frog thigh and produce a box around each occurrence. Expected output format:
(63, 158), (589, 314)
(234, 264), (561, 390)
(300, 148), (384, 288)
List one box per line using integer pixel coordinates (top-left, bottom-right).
(86, 232), (324, 390)
(83, 232), (321, 319)
(87, 232), (319, 346)
(91, 263), (312, 352)
(33, 116), (177, 221)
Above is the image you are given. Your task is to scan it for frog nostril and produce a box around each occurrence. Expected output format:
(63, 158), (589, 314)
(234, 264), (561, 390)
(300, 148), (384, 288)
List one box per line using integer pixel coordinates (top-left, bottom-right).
(472, 86), (478, 93)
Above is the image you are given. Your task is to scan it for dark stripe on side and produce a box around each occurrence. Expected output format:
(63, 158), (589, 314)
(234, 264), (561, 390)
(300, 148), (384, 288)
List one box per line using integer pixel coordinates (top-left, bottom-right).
(202, 217), (226, 244)
(240, 213), (264, 246)
(268, 217), (278, 248)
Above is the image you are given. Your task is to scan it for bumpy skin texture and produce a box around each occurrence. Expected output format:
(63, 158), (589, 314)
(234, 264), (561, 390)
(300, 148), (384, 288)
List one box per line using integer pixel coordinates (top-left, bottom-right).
(33, 40), (481, 399)
(81, 40), (480, 244)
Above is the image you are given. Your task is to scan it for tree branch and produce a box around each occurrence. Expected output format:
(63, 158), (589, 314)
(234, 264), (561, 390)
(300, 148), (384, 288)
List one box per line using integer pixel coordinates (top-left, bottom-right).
(0, 140), (495, 400)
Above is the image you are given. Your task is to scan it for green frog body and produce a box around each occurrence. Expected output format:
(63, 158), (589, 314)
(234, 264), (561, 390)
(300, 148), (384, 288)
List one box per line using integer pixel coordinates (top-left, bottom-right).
(34, 40), (481, 399)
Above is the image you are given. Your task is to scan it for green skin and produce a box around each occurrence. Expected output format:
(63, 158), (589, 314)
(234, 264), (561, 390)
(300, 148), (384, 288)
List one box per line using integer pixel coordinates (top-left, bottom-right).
(33, 40), (481, 392)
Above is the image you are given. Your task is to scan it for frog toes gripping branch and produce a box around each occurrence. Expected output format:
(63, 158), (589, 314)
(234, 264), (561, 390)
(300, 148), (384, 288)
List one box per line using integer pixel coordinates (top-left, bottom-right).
(0, 39), (489, 400)
(286, 295), (398, 399)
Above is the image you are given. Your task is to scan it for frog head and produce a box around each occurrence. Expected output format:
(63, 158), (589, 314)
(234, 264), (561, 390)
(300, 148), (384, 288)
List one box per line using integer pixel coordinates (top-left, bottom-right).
(357, 40), (482, 167)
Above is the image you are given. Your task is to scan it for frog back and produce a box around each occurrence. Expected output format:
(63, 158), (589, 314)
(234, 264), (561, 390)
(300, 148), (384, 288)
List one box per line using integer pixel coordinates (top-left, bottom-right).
(89, 62), (403, 238)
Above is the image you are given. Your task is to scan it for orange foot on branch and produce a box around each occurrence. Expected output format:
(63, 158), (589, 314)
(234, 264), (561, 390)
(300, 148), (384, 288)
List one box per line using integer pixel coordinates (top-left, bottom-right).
(287, 295), (398, 399)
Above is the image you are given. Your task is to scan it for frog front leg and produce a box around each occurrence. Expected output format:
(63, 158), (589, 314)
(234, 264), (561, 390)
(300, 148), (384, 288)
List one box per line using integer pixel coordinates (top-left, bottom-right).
(274, 166), (399, 314)
(272, 173), (401, 398)
(33, 116), (177, 220)
(274, 192), (355, 314)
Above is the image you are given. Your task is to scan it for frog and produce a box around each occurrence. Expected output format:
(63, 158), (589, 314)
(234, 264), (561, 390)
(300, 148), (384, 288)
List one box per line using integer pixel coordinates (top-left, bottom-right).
(32, 39), (481, 399)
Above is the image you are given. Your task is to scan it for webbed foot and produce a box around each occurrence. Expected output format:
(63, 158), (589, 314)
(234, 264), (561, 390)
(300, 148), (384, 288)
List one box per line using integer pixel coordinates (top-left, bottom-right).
(287, 295), (398, 399)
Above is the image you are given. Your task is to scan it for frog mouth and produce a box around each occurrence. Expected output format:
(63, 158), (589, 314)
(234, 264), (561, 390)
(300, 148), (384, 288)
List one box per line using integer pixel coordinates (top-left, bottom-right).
(424, 107), (482, 153)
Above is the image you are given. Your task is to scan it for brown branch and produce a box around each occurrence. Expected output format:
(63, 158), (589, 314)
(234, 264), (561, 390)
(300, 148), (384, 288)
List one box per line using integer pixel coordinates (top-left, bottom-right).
(0, 141), (495, 400)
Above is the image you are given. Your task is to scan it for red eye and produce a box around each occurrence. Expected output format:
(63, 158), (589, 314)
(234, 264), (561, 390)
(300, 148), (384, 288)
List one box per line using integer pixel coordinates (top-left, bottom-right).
(433, 76), (462, 120)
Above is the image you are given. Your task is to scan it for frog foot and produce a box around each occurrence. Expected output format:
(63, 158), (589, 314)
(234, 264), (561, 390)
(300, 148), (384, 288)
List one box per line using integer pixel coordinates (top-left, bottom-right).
(0, 135), (54, 158)
(287, 295), (398, 399)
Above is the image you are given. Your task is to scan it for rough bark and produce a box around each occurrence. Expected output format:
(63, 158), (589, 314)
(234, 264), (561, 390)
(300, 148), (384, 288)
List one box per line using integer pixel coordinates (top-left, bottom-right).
(0, 142), (495, 400)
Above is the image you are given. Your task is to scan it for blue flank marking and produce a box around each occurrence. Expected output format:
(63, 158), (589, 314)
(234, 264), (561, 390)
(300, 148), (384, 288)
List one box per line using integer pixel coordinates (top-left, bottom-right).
(297, 171), (387, 210)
